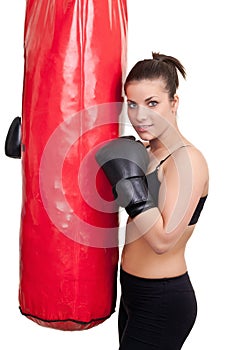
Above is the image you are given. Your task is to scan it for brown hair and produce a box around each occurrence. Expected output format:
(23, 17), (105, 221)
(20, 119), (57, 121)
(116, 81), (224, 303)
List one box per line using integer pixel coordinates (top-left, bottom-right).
(124, 52), (186, 99)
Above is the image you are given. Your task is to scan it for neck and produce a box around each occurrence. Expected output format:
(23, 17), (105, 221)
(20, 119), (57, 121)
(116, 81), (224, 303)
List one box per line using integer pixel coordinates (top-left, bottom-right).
(149, 122), (186, 157)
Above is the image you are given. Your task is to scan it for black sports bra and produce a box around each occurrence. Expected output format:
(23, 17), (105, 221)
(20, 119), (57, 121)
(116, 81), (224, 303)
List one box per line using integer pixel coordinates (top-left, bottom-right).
(146, 146), (208, 226)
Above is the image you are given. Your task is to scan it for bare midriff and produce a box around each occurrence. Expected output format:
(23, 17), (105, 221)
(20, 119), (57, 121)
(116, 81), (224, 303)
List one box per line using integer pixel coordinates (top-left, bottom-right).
(121, 224), (195, 279)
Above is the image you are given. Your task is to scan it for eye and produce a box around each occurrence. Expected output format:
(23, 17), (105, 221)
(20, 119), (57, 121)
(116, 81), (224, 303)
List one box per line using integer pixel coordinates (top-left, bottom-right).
(127, 101), (138, 109)
(148, 100), (158, 107)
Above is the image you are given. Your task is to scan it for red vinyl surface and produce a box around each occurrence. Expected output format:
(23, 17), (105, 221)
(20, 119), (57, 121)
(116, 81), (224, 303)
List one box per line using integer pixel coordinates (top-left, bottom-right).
(19, 0), (127, 330)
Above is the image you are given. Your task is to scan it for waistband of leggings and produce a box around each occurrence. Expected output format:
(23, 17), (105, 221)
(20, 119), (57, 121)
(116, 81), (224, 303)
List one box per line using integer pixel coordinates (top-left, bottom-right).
(120, 266), (189, 283)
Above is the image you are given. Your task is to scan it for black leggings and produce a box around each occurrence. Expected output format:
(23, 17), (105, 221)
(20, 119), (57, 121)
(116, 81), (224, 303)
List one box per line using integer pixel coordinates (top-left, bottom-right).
(118, 268), (197, 350)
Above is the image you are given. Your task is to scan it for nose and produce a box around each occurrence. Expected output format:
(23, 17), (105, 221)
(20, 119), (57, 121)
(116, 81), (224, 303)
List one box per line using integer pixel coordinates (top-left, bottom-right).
(128, 105), (147, 124)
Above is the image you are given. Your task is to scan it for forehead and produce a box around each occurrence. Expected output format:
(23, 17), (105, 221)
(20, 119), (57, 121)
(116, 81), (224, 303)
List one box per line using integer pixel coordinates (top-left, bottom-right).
(126, 79), (167, 99)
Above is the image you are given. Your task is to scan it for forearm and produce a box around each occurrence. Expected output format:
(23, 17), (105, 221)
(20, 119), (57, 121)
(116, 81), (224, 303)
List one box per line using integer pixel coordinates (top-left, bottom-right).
(131, 208), (165, 253)
(131, 207), (183, 254)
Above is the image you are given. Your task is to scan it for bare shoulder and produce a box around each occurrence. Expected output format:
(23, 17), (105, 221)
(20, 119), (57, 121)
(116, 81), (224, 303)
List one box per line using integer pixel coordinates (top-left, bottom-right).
(165, 143), (208, 170)
(186, 145), (208, 176)
(162, 143), (209, 196)
(175, 144), (209, 192)
(184, 144), (208, 165)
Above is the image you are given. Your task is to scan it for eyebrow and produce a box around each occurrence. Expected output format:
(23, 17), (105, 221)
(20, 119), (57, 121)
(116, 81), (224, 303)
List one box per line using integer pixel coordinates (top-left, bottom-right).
(127, 96), (159, 104)
(127, 96), (158, 102)
(144, 96), (158, 102)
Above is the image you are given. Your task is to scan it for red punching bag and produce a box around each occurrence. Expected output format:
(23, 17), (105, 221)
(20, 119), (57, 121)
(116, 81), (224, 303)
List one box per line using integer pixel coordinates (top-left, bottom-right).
(19, 0), (128, 330)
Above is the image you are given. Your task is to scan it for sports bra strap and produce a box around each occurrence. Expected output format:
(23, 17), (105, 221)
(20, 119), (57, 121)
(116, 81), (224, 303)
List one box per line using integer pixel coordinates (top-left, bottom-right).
(157, 145), (192, 169)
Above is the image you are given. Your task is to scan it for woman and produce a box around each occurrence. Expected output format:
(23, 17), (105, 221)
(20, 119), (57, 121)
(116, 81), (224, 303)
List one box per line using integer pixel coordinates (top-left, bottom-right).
(96, 52), (209, 349)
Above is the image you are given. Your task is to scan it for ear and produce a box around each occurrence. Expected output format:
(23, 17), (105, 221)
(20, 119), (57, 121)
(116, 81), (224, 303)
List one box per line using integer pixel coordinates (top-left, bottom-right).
(171, 94), (179, 114)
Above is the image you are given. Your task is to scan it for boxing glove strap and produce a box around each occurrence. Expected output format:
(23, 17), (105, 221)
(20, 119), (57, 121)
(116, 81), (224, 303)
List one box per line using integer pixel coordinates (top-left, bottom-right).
(113, 176), (156, 218)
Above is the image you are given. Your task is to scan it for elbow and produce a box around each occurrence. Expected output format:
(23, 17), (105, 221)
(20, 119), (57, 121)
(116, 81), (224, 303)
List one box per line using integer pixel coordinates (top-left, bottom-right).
(144, 233), (173, 255)
(150, 242), (170, 255)
(142, 232), (172, 255)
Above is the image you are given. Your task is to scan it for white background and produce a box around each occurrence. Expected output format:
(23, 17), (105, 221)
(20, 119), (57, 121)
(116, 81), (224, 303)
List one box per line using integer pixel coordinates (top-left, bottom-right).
(0, 0), (232, 349)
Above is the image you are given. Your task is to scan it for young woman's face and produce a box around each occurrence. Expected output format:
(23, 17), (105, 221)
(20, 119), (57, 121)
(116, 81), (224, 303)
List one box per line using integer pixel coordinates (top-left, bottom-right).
(125, 79), (179, 141)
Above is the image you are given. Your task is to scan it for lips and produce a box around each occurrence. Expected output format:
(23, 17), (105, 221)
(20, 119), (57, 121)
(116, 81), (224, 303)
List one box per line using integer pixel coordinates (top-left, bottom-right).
(135, 125), (153, 132)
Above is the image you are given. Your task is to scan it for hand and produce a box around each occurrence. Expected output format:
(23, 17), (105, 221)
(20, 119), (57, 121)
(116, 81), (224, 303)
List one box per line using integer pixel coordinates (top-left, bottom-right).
(95, 137), (156, 218)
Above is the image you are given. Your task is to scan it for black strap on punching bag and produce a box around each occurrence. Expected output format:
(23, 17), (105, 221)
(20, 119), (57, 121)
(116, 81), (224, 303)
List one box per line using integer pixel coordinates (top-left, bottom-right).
(5, 117), (21, 159)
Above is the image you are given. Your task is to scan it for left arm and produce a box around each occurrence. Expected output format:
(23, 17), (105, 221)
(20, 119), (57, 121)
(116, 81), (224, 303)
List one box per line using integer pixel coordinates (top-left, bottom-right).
(131, 147), (209, 254)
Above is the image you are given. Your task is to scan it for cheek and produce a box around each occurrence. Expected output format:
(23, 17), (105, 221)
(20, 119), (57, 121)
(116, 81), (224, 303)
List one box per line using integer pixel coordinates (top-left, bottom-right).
(151, 114), (171, 135)
(127, 108), (137, 122)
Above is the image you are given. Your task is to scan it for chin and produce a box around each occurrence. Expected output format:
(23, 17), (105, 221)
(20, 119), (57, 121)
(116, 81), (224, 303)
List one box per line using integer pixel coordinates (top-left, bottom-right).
(137, 132), (156, 142)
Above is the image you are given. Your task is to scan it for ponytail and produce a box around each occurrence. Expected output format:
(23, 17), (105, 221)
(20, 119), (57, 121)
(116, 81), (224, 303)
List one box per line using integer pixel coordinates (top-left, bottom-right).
(124, 52), (186, 99)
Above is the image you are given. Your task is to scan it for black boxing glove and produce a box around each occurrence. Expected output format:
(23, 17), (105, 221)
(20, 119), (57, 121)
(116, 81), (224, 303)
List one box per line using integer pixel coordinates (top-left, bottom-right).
(95, 137), (156, 218)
